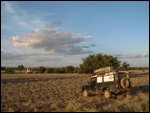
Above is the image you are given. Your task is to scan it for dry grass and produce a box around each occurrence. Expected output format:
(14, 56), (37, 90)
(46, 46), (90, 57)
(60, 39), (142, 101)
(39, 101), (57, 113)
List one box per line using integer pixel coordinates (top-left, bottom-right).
(1, 70), (149, 112)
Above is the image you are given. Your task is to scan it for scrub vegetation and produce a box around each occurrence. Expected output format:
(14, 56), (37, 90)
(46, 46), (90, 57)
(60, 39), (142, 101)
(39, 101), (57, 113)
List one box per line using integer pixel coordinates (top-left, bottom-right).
(1, 70), (149, 112)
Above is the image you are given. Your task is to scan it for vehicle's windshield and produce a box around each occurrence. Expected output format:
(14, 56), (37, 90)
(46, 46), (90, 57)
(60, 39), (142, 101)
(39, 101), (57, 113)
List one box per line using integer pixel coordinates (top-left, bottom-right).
(118, 72), (129, 78)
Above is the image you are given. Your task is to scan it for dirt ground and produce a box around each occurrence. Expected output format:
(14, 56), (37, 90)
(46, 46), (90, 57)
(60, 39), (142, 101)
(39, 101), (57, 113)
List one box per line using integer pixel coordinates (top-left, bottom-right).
(1, 70), (149, 112)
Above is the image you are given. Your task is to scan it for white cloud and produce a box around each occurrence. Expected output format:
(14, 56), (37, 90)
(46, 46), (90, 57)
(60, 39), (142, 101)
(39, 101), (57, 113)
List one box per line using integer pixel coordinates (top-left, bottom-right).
(1, 50), (62, 64)
(113, 53), (149, 67)
(119, 57), (149, 67)
(1, 50), (78, 67)
(34, 56), (62, 62)
(50, 21), (61, 29)
(2, 2), (95, 66)
(114, 53), (149, 59)
(2, 1), (47, 31)
(1, 50), (26, 61)
(12, 35), (40, 47)
(11, 25), (93, 55)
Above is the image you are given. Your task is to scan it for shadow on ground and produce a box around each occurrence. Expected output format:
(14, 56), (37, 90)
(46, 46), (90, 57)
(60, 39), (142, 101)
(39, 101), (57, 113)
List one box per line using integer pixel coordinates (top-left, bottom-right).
(130, 85), (149, 95)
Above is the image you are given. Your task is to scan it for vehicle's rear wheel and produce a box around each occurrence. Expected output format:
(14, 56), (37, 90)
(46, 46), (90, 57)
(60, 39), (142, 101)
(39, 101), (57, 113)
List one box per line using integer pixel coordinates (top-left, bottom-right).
(82, 90), (88, 97)
(104, 89), (111, 99)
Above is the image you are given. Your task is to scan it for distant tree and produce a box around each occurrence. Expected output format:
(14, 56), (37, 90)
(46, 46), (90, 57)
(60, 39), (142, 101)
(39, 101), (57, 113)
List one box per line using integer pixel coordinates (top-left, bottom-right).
(46, 68), (55, 73)
(74, 67), (79, 73)
(122, 62), (130, 70)
(5, 68), (15, 74)
(38, 66), (46, 73)
(46, 66), (75, 73)
(57, 67), (66, 73)
(65, 66), (75, 73)
(1, 66), (6, 70)
(17, 65), (24, 71)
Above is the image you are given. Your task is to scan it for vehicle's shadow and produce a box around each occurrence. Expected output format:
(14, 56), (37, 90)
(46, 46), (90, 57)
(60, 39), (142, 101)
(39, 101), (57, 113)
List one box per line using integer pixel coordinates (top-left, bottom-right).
(130, 85), (149, 95)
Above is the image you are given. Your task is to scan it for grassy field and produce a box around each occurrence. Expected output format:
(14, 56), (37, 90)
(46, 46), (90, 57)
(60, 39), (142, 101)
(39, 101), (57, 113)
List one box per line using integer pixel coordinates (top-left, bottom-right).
(1, 70), (149, 112)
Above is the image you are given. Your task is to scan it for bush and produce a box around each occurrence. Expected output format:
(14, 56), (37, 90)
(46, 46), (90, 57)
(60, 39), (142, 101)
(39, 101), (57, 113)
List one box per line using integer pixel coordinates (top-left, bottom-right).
(46, 68), (55, 73)
(56, 67), (66, 73)
(38, 66), (46, 74)
(1, 66), (6, 70)
(17, 65), (24, 71)
(65, 66), (75, 73)
(5, 68), (15, 74)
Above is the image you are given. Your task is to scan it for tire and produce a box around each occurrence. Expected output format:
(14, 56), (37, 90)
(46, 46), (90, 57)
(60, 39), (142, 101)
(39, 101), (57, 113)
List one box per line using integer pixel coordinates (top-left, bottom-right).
(120, 77), (130, 88)
(82, 90), (88, 97)
(104, 89), (111, 99)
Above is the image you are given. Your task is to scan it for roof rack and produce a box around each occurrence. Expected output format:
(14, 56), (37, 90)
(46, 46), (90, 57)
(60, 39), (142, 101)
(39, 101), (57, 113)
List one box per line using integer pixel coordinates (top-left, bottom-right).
(94, 67), (113, 74)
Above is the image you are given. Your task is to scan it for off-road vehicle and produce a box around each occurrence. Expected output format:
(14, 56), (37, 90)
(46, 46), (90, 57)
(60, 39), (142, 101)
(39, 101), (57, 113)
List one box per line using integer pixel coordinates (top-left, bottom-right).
(81, 67), (131, 98)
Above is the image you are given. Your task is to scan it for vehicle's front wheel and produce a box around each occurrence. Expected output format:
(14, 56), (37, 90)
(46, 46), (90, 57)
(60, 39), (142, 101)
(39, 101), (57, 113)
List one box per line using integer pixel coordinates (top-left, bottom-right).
(82, 90), (88, 97)
(104, 89), (111, 99)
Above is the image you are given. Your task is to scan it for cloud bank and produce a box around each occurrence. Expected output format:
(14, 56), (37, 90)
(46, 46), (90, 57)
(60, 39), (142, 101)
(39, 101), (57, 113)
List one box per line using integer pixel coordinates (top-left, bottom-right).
(11, 25), (93, 55)
(1, 50), (26, 61)
(114, 53), (149, 59)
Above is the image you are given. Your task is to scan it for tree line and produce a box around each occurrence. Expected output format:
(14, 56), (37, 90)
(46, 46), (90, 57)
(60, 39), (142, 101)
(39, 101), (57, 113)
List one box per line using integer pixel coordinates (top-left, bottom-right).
(1, 65), (77, 74)
(1, 53), (147, 74)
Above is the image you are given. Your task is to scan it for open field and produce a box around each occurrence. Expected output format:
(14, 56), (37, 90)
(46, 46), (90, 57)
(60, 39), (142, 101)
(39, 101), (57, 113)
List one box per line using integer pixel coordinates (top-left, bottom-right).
(1, 70), (149, 112)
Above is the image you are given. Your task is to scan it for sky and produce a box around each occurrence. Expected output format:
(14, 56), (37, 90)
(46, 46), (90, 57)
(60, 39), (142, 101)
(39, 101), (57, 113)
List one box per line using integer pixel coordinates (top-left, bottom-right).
(1, 1), (149, 67)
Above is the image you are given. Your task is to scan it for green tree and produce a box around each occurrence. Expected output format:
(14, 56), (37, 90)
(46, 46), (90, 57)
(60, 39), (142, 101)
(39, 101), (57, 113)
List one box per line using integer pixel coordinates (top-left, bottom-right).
(38, 66), (46, 73)
(1, 66), (6, 70)
(65, 66), (75, 73)
(58, 67), (66, 73)
(17, 65), (24, 71)
(122, 62), (130, 70)
(79, 53), (121, 73)
(46, 68), (55, 73)
(5, 68), (15, 74)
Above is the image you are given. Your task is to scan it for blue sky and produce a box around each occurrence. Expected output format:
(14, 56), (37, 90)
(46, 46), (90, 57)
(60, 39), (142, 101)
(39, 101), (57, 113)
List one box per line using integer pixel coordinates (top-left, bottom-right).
(1, 1), (149, 67)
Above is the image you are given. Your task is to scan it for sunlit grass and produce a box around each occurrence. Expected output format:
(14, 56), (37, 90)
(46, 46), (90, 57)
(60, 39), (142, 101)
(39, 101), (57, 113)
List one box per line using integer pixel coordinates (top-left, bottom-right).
(1, 70), (149, 112)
